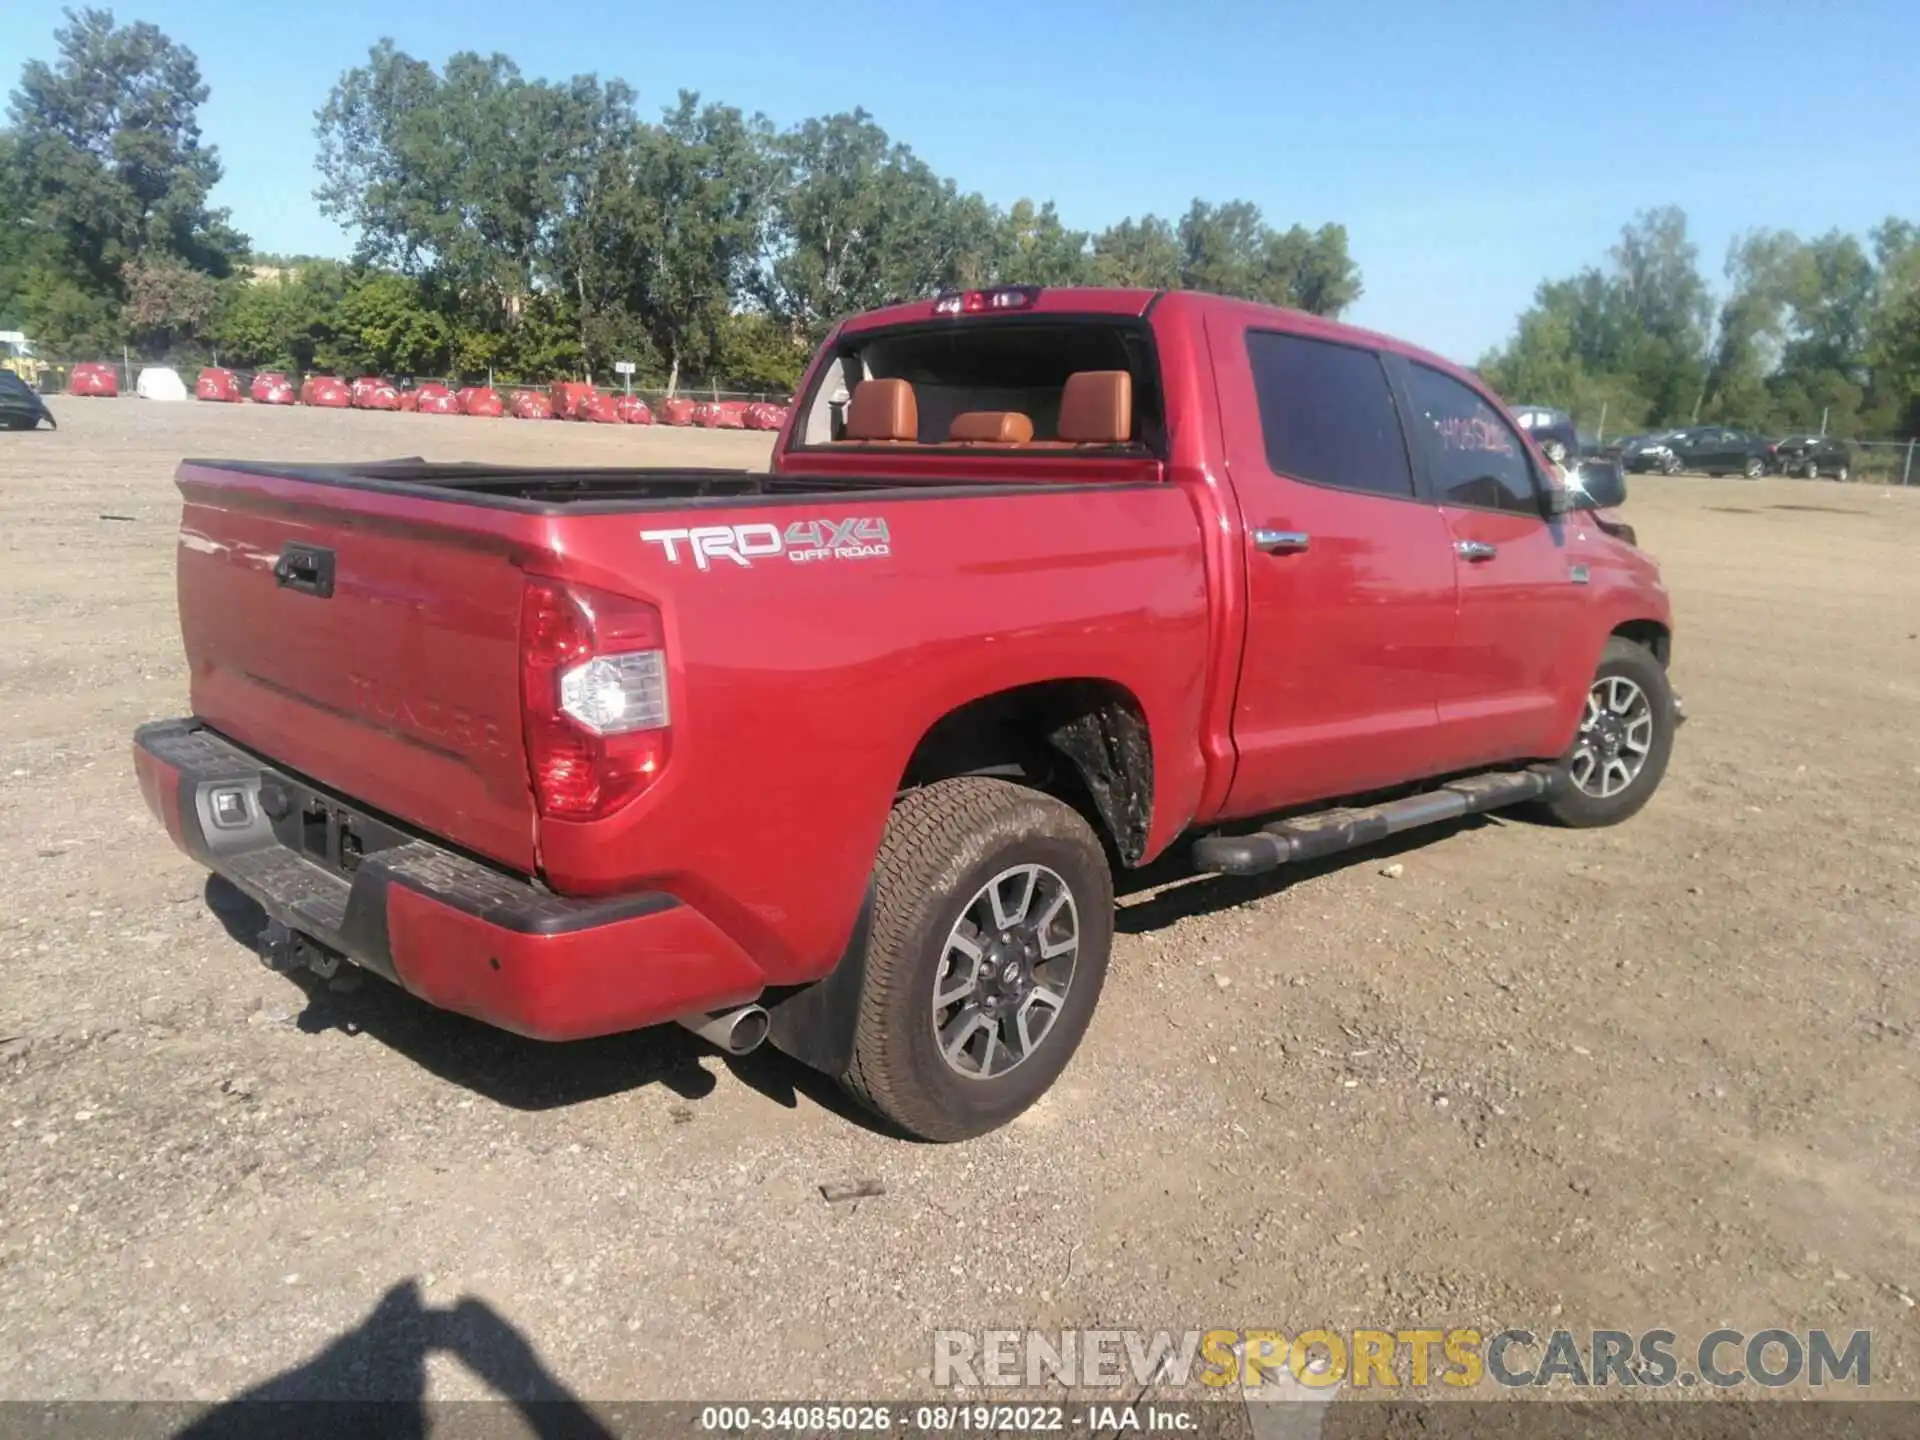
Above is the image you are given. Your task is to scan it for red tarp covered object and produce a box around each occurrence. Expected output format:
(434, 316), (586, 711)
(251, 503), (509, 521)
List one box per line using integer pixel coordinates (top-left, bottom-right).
(576, 395), (621, 424)
(656, 396), (697, 426)
(350, 376), (401, 410)
(250, 371), (295, 405)
(196, 367), (244, 403)
(550, 381), (597, 420)
(412, 383), (459, 415)
(300, 376), (351, 408)
(615, 396), (653, 425)
(67, 362), (119, 397)
(510, 390), (554, 420)
(458, 386), (504, 418)
(742, 402), (790, 431)
(396, 388), (419, 412)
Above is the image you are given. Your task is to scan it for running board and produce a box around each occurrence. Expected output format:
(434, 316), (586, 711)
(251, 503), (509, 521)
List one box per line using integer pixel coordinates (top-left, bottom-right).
(1190, 766), (1563, 877)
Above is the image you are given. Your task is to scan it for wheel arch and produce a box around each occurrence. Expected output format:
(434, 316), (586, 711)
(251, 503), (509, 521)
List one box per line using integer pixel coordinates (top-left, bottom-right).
(1610, 617), (1671, 668)
(897, 678), (1155, 867)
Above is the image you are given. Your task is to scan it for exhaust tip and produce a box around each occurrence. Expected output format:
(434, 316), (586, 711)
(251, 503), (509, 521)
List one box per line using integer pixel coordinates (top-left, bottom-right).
(676, 1003), (769, 1056)
(725, 1006), (770, 1055)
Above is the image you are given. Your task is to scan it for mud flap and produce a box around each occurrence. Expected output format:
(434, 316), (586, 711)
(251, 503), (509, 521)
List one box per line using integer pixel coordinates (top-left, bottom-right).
(762, 884), (874, 1076)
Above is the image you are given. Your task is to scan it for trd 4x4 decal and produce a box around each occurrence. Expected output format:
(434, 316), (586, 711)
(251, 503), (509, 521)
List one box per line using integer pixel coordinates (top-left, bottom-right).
(641, 518), (891, 570)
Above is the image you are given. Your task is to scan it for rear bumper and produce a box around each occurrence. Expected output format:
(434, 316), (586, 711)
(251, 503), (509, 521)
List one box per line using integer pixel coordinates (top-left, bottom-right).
(132, 719), (766, 1040)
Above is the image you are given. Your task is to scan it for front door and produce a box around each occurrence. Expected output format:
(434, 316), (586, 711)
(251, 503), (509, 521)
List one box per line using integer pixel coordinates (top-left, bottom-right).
(1209, 319), (1459, 817)
(1394, 357), (1587, 768)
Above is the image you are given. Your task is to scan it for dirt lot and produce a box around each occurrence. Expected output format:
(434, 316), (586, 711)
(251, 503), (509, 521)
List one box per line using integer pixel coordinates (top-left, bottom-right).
(2, 398), (1917, 1411)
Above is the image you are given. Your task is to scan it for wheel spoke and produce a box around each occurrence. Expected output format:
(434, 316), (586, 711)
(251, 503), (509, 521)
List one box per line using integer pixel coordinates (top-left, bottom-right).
(1603, 758), (1632, 797)
(940, 1009), (991, 1071)
(1623, 716), (1653, 753)
(989, 867), (1037, 931)
(977, 1021), (1002, 1078)
(935, 954), (982, 1009)
(1570, 749), (1597, 787)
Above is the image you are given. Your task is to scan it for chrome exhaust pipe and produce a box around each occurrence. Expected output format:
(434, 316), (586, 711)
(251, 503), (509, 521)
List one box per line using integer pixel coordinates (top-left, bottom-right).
(676, 1003), (770, 1056)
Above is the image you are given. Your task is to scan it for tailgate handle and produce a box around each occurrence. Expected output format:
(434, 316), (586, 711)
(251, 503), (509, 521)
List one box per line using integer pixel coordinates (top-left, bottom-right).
(273, 544), (335, 598)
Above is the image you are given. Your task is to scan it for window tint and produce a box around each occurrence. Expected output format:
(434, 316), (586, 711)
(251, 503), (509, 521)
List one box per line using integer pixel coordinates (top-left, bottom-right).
(1405, 362), (1542, 515)
(1245, 331), (1414, 499)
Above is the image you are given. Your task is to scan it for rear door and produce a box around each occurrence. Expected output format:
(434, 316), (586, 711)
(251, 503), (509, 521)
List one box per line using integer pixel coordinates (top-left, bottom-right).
(1394, 357), (1586, 768)
(1209, 319), (1458, 816)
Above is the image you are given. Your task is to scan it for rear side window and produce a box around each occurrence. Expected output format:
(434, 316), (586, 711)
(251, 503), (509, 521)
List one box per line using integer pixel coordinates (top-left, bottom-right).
(1404, 362), (1542, 515)
(1245, 331), (1414, 499)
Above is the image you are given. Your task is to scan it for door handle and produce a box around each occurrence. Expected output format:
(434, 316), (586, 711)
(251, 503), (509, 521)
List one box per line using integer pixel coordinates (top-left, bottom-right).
(1254, 529), (1311, 554)
(1455, 540), (1498, 562)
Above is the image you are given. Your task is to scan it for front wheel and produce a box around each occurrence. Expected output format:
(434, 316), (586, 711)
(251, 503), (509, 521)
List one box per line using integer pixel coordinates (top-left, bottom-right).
(1803, 459), (1821, 480)
(839, 777), (1114, 1142)
(1538, 638), (1677, 828)
(1836, 464), (1850, 483)
(1660, 453), (1682, 475)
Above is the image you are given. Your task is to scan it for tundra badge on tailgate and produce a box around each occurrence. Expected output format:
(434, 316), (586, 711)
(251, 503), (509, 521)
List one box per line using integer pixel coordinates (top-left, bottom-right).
(641, 518), (891, 571)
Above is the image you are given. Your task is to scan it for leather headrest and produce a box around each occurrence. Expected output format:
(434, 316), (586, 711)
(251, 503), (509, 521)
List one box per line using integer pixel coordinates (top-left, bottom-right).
(1057, 370), (1132, 444)
(947, 411), (1034, 445)
(843, 378), (917, 442)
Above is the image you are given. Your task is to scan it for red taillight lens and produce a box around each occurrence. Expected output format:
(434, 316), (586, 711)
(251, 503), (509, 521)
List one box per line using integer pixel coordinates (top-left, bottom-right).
(932, 285), (1041, 316)
(520, 579), (670, 821)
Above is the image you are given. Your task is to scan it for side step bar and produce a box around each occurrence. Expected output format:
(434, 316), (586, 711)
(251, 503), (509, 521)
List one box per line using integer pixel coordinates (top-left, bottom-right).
(1190, 765), (1563, 878)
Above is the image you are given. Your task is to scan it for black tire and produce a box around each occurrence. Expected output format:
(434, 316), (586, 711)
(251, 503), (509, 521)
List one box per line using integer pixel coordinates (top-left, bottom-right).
(1743, 456), (1764, 478)
(1538, 637), (1676, 829)
(1803, 459), (1820, 480)
(840, 777), (1114, 1142)
(1836, 464), (1849, 483)
(1660, 453), (1681, 475)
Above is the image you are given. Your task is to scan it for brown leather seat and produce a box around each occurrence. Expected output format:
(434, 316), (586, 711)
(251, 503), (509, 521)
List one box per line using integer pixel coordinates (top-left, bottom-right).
(836, 378), (918, 443)
(946, 411), (1034, 445)
(1034, 370), (1133, 446)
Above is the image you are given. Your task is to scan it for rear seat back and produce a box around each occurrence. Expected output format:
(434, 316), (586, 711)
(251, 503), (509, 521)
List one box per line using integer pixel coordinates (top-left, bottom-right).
(946, 411), (1034, 445)
(1054, 370), (1132, 444)
(839, 378), (918, 442)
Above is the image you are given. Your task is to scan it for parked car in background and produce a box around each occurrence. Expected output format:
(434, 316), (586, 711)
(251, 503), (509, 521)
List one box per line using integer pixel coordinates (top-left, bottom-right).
(0, 370), (56, 429)
(1772, 434), (1852, 481)
(1663, 426), (1774, 477)
(1600, 433), (1679, 474)
(1510, 404), (1579, 464)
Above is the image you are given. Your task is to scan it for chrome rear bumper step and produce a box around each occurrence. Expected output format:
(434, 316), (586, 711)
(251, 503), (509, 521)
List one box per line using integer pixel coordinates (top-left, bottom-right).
(1190, 765), (1564, 877)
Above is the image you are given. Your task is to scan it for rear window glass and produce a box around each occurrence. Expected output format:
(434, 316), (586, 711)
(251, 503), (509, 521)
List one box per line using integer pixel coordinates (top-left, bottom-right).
(1245, 330), (1415, 499)
(794, 320), (1163, 449)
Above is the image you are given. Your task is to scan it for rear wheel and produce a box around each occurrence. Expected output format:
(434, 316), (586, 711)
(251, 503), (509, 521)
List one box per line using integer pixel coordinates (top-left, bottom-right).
(1538, 638), (1676, 828)
(1660, 453), (1682, 475)
(840, 777), (1114, 1142)
(1836, 464), (1850, 483)
(1743, 456), (1764, 478)
(1803, 458), (1821, 480)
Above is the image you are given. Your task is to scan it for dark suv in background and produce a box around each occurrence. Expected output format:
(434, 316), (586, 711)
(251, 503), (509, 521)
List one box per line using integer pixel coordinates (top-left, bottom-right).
(1772, 434), (1852, 480)
(1510, 404), (1579, 465)
(1662, 426), (1775, 477)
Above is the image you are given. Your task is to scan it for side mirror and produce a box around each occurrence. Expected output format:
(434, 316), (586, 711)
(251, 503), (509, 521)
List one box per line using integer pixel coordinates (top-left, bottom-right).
(1568, 459), (1627, 511)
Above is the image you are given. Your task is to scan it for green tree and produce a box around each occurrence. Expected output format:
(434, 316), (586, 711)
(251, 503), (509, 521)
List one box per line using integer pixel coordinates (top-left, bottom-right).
(5, 7), (244, 348)
(1091, 216), (1181, 289)
(996, 200), (1092, 287)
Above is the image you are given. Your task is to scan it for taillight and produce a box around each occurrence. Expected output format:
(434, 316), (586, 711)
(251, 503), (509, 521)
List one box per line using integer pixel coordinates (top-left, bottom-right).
(932, 285), (1042, 316)
(520, 578), (670, 821)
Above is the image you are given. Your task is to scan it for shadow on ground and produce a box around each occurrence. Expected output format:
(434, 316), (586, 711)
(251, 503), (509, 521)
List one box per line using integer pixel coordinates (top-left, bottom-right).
(173, 1280), (613, 1440)
(202, 877), (887, 1133)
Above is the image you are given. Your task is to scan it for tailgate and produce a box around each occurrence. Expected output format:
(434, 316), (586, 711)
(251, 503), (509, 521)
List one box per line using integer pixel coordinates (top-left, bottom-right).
(175, 464), (537, 872)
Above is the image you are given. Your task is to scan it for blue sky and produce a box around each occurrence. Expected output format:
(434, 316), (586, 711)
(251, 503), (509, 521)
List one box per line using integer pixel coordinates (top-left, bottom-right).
(4, 0), (1914, 362)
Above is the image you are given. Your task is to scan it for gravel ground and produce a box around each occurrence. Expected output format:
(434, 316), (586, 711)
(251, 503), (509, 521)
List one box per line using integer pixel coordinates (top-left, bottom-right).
(2, 398), (1917, 1411)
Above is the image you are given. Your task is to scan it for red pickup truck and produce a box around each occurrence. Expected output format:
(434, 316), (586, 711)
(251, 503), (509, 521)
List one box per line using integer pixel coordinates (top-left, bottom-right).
(134, 285), (1680, 1140)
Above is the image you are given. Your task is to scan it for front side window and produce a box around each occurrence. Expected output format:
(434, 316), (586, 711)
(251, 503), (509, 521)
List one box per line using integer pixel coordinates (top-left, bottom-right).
(1405, 362), (1542, 516)
(1245, 330), (1415, 499)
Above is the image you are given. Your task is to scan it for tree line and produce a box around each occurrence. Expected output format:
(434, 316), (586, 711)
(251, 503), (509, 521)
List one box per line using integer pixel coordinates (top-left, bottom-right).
(1478, 207), (1920, 441)
(0, 10), (1359, 391)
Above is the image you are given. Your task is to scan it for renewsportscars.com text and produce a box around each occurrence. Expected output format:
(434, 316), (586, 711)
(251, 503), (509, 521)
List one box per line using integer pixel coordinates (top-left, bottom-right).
(932, 1327), (1872, 1391)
